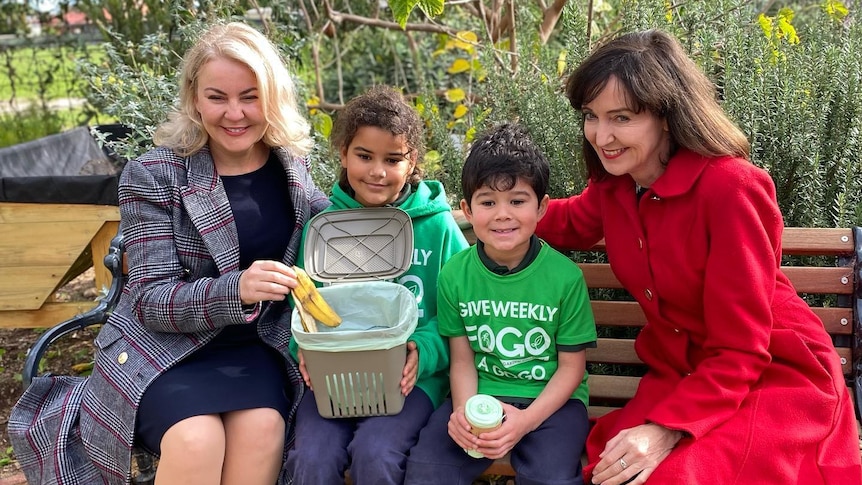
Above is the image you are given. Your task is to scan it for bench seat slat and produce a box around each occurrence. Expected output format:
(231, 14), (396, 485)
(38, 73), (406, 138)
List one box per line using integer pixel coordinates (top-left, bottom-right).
(588, 406), (620, 419)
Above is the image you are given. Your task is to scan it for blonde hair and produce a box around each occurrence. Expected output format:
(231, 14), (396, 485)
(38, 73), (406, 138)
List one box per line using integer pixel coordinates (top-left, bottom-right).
(154, 22), (312, 157)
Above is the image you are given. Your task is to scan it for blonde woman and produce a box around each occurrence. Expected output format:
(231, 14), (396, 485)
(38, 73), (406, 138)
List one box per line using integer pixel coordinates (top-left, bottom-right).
(10, 22), (329, 485)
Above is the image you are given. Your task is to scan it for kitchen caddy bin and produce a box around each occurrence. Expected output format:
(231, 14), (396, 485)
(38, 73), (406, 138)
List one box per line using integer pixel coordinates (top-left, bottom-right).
(291, 207), (419, 418)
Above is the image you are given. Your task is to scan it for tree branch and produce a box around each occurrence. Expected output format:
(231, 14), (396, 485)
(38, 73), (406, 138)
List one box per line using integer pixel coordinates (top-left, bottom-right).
(299, 0), (325, 102)
(507, 0), (517, 73)
(539, 0), (568, 44)
(327, 8), (457, 36)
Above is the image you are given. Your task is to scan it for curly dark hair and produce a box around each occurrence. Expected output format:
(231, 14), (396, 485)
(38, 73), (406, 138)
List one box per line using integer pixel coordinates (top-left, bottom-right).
(331, 85), (425, 187)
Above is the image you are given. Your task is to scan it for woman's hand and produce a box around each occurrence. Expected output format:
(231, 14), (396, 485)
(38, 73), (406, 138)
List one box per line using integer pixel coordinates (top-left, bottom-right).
(239, 260), (296, 305)
(400, 341), (419, 396)
(591, 423), (684, 485)
(297, 350), (312, 389)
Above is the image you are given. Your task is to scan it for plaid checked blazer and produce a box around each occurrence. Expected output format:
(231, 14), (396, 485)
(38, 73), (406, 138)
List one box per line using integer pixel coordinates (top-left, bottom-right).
(9, 145), (330, 484)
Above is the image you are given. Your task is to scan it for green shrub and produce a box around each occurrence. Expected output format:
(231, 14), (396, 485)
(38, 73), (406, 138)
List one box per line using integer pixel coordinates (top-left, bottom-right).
(72, 1), (862, 227)
(0, 106), (79, 148)
(468, 0), (862, 227)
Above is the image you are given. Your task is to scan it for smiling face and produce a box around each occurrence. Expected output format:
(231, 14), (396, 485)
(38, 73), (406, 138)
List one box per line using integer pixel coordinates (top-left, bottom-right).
(194, 57), (268, 172)
(582, 76), (671, 187)
(461, 178), (549, 269)
(340, 125), (416, 207)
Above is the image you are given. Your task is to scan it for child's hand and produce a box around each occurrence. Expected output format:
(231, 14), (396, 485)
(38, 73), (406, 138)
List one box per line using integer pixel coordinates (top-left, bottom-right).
(473, 403), (528, 459)
(400, 341), (419, 396)
(297, 350), (312, 390)
(447, 405), (477, 452)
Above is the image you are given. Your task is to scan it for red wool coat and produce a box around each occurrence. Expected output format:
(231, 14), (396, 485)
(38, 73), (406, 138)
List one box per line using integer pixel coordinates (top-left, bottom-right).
(536, 148), (861, 484)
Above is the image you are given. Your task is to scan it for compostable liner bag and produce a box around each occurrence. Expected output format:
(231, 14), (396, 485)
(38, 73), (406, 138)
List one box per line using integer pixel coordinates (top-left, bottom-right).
(291, 281), (418, 352)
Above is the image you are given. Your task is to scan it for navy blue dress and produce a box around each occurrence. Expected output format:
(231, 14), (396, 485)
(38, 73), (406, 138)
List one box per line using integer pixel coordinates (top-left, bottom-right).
(135, 154), (294, 454)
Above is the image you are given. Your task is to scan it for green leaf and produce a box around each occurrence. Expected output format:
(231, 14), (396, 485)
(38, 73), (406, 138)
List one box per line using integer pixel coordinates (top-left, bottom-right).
(312, 112), (333, 139)
(417, 0), (445, 17)
(389, 0), (415, 28)
(389, 0), (445, 28)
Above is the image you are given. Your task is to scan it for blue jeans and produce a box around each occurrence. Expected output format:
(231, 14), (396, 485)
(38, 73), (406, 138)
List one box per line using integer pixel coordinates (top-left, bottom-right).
(285, 388), (433, 485)
(404, 398), (588, 485)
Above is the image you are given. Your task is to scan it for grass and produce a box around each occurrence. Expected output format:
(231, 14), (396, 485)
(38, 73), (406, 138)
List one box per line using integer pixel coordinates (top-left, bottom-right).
(0, 42), (112, 147)
(0, 106), (103, 148)
(0, 43), (102, 101)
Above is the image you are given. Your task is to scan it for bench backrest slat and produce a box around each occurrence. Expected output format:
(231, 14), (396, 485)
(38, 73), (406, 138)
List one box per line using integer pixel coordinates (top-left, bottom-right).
(779, 228), (854, 254)
(586, 338), (639, 364)
(585, 338), (852, 375)
(588, 374), (641, 400)
(590, 301), (852, 334)
(781, 267), (854, 294)
(590, 301), (645, 326)
(813, 307), (853, 335)
(580, 263), (854, 295)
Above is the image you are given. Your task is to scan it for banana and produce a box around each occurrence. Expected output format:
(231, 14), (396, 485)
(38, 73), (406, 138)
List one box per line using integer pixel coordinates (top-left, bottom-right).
(292, 293), (317, 333)
(292, 266), (342, 327)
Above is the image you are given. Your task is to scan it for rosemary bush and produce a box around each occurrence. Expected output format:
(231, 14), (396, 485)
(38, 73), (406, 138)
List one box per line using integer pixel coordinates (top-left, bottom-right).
(453, 1), (862, 227)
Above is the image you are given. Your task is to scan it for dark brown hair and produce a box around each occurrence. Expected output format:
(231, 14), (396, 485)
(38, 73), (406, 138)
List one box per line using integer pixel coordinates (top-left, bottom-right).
(566, 29), (749, 180)
(461, 123), (549, 208)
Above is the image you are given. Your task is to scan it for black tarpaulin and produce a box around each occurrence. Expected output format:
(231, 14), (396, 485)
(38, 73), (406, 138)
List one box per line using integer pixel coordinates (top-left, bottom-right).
(0, 126), (122, 205)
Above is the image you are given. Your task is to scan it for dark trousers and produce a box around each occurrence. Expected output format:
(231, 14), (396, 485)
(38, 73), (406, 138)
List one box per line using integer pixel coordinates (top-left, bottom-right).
(285, 388), (433, 485)
(404, 398), (588, 485)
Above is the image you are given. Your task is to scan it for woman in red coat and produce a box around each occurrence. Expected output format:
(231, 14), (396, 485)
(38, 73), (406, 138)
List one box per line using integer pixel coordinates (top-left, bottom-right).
(535, 29), (862, 485)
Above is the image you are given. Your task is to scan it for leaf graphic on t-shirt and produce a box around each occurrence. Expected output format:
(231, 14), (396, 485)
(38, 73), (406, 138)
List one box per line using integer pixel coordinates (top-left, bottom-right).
(531, 333), (546, 351)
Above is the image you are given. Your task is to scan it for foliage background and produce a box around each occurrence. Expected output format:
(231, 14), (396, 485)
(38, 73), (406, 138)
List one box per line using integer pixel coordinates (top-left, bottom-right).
(1, 0), (861, 228)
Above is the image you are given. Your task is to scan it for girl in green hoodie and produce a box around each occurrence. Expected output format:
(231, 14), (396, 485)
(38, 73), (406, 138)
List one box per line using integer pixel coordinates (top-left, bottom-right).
(285, 85), (470, 484)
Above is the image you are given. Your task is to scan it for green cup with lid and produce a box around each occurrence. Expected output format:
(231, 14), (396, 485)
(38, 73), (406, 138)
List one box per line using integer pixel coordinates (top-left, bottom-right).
(463, 394), (503, 458)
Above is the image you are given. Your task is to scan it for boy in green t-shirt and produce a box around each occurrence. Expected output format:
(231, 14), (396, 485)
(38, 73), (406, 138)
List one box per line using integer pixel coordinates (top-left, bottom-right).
(405, 123), (597, 484)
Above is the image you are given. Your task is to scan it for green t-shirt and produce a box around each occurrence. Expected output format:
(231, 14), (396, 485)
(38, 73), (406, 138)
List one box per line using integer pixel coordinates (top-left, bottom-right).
(437, 242), (597, 405)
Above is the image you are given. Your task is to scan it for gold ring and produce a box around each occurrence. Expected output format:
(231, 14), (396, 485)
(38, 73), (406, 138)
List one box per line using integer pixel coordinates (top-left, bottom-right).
(620, 458), (628, 470)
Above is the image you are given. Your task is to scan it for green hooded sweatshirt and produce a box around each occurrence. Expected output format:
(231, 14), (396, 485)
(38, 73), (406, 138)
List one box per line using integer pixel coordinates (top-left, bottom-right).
(289, 180), (470, 408)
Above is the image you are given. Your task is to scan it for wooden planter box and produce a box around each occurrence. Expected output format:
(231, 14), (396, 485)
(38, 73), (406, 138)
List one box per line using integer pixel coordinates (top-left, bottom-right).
(0, 202), (119, 328)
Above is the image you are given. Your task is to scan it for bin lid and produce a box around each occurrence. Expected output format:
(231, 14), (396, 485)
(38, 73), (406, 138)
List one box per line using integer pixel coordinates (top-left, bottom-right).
(303, 207), (414, 283)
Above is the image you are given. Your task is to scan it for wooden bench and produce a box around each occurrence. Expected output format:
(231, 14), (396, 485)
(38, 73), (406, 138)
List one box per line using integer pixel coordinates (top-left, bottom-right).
(456, 217), (862, 482)
(21, 221), (862, 484)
